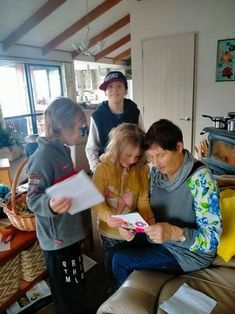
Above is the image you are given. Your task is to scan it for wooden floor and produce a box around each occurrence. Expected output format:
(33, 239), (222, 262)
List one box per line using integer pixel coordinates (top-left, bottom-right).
(82, 211), (111, 314)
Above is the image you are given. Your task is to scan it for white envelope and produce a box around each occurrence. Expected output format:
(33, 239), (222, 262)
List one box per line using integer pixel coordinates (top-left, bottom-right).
(159, 283), (217, 314)
(46, 170), (104, 215)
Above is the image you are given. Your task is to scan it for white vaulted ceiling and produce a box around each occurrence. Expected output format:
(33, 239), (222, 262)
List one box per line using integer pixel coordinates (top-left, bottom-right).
(0, 0), (133, 63)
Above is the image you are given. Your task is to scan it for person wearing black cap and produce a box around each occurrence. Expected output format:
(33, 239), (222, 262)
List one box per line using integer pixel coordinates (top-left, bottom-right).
(85, 71), (144, 172)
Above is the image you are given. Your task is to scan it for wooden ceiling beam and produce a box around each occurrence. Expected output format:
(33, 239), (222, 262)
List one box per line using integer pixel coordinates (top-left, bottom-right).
(94, 34), (130, 61)
(2, 0), (67, 51)
(72, 14), (130, 59)
(113, 48), (131, 63)
(43, 0), (122, 55)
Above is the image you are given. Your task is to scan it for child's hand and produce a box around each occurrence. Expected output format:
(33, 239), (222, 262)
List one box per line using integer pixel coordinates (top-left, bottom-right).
(49, 197), (72, 214)
(106, 213), (124, 228)
(118, 227), (135, 242)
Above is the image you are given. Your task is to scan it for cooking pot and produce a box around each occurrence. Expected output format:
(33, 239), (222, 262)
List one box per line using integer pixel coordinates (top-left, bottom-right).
(202, 114), (227, 129)
(227, 118), (235, 132)
(228, 112), (235, 119)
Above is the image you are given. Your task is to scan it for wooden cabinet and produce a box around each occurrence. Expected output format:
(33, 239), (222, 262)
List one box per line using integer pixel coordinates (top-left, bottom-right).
(0, 231), (47, 313)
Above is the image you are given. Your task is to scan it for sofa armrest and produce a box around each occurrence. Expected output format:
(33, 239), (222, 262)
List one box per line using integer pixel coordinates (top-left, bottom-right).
(97, 270), (175, 314)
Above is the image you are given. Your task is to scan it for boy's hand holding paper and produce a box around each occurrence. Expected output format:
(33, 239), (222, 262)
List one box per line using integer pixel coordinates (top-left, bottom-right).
(46, 170), (104, 215)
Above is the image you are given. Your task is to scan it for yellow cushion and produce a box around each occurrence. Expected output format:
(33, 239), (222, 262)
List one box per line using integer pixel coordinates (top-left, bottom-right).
(217, 189), (235, 262)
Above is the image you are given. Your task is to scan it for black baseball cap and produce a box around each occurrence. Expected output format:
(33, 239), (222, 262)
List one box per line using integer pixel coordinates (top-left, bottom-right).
(99, 71), (128, 91)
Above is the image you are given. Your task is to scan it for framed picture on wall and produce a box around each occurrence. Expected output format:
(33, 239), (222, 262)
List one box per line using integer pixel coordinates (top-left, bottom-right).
(216, 38), (235, 82)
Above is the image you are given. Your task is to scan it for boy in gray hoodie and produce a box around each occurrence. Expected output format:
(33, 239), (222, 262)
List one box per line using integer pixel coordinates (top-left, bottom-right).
(27, 97), (89, 314)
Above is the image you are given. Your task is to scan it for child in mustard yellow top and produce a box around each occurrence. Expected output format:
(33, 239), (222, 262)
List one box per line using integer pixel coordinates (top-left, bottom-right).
(92, 123), (155, 258)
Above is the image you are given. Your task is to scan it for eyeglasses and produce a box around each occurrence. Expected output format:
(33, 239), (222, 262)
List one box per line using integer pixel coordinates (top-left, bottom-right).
(80, 125), (89, 137)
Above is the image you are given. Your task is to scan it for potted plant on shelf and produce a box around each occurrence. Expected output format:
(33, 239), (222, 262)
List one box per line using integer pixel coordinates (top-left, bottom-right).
(0, 123), (24, 161)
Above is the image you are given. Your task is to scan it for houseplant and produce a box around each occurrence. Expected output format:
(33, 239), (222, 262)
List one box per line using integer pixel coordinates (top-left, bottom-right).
(0, 123), (24, 161)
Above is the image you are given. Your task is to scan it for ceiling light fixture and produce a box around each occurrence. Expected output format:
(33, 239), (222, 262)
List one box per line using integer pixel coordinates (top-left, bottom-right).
(72, 0), (103, 57)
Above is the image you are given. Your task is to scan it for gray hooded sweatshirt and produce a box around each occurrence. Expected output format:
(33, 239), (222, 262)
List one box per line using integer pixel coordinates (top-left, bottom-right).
(27, 137), (84, 251)
(150, 150), (221, 272)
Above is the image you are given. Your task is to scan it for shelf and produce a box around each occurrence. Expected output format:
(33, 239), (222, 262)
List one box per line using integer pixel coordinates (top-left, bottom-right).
(0, 230), (45, 313)
(0, 272), (47, 313)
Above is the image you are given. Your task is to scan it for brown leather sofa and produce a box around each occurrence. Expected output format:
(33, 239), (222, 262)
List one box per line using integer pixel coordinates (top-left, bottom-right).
(97, 255), (235, 314)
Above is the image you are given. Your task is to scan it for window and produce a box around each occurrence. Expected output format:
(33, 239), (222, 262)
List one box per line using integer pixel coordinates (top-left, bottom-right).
(0, 63), (63, 137)
(0, 64), (30, 117)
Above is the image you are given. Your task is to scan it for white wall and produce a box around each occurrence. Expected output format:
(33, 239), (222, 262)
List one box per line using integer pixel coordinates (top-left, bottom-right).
(129, 0), (235, 146)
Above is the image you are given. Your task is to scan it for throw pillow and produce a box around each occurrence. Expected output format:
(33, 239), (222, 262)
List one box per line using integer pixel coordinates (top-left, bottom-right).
(217, 188), (235, 262)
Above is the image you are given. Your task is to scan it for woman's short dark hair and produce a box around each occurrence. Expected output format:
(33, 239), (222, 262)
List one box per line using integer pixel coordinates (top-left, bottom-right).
(145, 119), (183, 151)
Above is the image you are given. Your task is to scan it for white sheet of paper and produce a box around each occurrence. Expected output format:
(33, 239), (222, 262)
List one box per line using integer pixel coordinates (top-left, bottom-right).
(46, 170), (104, 215)
(113, 212), (149, 232)
(159, 283), (217, 314)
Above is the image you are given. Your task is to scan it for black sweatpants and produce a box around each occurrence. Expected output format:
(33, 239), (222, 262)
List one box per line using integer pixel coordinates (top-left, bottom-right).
(43, 242), (86, 314)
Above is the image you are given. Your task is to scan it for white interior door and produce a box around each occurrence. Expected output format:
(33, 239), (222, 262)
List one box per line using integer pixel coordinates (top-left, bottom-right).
(142, 32), (195, 151)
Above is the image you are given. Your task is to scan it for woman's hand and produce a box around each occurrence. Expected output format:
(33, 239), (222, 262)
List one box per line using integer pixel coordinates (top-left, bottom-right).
(106, 213), (124, 228)
(118, 227), (135, 242)
(49, 197), (72, 214)
(145, 222), (182, 243)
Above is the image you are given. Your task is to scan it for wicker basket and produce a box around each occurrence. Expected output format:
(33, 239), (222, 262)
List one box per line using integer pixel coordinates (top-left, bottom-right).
(0, 254), (21, 307)
(3, 159), (36, 231)
(21, 241), (46, 282)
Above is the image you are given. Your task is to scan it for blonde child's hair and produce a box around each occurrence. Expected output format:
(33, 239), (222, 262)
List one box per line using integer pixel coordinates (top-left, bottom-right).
(44, 97), (85, 138)
(105, 123), (146, 170)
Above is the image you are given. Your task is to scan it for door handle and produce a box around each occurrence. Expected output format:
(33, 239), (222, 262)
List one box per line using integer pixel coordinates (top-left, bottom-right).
(180, 116), (191, 121)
